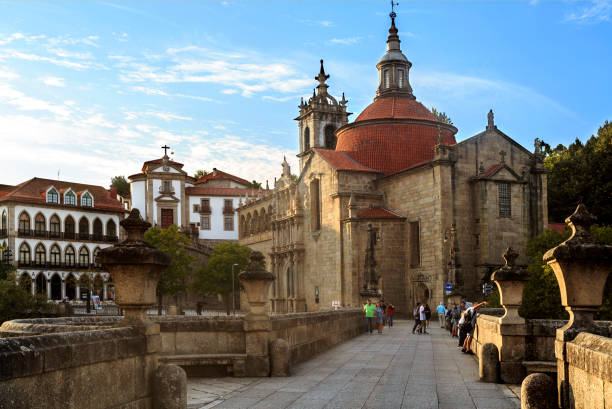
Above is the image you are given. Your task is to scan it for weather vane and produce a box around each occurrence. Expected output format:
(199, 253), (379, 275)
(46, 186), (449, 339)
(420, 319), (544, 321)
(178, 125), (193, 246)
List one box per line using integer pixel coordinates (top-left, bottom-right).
(390, 0), (399, 18)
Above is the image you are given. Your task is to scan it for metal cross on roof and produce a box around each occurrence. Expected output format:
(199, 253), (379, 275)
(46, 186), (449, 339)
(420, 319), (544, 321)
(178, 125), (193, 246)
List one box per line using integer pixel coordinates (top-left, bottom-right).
(390, 0), (399, 18)
(161, 145), (171, 156)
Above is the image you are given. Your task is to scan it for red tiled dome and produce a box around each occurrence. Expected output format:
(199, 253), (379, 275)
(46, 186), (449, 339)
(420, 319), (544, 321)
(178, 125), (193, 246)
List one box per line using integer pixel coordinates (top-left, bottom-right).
(336, 96), (457, 175)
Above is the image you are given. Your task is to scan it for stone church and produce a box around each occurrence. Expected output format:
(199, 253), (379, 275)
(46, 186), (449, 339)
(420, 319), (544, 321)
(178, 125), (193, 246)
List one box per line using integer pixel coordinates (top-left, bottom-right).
(237, 15), (548, 315)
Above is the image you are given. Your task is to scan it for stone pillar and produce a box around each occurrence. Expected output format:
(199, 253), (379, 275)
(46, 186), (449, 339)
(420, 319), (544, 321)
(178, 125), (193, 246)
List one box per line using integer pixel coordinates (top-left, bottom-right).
(487, 247), (530, 384)
(30, 280), (35, 296)
(103, 283), (107, 301)
(239, 251), (275, 377)
(75, 285), (80, 300)
(542, 205), (612, 408)
(61, 280), (66, 300)
(46, 279), (51, 299)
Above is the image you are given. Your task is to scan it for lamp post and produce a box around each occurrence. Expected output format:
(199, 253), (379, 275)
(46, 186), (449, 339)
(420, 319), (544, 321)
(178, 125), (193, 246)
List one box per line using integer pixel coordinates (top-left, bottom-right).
(231, 263), (239, 317)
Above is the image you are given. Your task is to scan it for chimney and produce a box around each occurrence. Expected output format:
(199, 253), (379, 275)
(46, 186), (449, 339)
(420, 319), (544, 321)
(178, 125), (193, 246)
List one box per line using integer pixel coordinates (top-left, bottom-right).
(110, 186), (118, 199)
(213, 168), (217, 176)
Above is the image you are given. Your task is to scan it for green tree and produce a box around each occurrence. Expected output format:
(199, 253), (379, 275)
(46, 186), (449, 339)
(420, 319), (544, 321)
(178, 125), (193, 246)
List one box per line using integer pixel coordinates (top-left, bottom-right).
(247, 180), (262, 189)
(193, 242), (251, 315)
(194, 169), (208, 179)
(591, 224), (612, 320)
(545, 120), (612, 225)
(110, 176), (131, 197)
(144, 226), (195, 311)
(431, 107), (453, 125)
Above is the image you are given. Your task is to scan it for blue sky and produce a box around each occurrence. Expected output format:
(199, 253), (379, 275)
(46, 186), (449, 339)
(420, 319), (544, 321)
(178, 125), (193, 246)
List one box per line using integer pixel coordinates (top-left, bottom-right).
(1, 1), (611, 187)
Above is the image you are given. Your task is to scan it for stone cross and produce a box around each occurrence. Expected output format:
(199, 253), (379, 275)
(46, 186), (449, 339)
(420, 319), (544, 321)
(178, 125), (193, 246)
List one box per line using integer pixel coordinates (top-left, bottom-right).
(499, 150), (506, 163)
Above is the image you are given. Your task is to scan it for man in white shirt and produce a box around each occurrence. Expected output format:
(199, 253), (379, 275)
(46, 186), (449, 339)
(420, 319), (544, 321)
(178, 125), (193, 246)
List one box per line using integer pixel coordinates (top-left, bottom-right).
(419, 304), (428, 334)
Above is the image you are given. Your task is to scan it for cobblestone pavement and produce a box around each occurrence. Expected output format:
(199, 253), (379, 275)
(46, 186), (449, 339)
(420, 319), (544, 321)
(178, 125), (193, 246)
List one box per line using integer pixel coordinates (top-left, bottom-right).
(187, 320), (520, 409)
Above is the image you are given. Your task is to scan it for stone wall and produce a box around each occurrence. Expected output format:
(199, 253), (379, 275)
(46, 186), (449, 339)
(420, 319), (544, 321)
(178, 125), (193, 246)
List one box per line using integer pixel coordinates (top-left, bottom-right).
(270, 309), (363, 364)
(0, 327), (156, 409)
(158, 317), (245, 355)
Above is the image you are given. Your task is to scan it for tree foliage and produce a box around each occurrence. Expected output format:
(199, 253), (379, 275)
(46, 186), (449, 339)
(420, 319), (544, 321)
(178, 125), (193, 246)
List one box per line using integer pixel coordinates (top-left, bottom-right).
(431, 107), (453, 125)
(545, 121), (612, 225)
(0, 254), (51, 324)
(111, 176), (131, 198)
(247, 180), (262, 189)
(194, 169), (208, 179)
(193, 242), (251, 313)
(144, 226), (195, 297)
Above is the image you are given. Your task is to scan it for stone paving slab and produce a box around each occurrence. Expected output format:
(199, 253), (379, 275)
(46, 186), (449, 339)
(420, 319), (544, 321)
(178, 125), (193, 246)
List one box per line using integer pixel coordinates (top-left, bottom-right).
(187, 320), (520, 409)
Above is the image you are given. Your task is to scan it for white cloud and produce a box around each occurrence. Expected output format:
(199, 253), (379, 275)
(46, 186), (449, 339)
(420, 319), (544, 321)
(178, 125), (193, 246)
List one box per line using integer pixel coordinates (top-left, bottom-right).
(41, 76), (66, 87)
(131, 85), (218, 102)
(0, 49), (96, 70)
(564, 1), (612, 24)
(0, 83), (71, 118)
(299, 19), (334, 27)
(221, 89), (238, 94)
(145, 111), (193, 122)
(328, 37), (362, 46)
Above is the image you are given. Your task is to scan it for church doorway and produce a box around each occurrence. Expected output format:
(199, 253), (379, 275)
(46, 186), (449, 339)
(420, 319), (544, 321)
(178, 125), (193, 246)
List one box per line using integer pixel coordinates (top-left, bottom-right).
(414, 282), (430, 305)
(50, 274), (62, 300)
(161, 208), (173, 229)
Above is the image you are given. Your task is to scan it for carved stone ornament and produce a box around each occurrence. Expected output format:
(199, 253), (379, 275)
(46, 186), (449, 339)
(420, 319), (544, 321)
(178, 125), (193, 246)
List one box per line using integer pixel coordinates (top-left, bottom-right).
(491, 247), (529, 324)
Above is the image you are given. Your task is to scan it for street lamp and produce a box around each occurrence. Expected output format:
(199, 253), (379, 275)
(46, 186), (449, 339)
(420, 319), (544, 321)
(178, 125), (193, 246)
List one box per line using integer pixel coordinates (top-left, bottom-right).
(231, 263), (239, 317)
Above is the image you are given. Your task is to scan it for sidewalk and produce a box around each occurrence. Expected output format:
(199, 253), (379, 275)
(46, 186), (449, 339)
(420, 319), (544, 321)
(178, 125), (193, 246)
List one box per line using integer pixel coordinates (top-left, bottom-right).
(187, 320), (520, 409)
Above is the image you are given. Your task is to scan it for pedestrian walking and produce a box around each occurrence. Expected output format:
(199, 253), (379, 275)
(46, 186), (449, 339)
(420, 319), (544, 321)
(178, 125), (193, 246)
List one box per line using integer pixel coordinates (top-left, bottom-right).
(412, 302), (421, 334)
(375, 302), (384, 333)
(380, 299), (387, 325)
(363, 299), (376, 334)
(437, 302), (446, 328)
(419, 303), (429, 334)
(386, 303), (395, 327)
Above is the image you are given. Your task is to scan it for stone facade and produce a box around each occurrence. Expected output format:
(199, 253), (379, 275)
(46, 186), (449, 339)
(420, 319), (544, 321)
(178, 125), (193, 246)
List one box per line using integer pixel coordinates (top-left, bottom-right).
(238, 15), (548, 316)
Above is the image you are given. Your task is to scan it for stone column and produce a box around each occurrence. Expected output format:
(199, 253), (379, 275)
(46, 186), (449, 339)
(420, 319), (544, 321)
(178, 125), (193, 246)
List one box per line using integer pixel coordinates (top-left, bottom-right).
(239, 251), (275, 377)
(30, 280), (35, 295)
(46, 279), (51, 299)
(75, 285), (80, 300)
(103, 283), (108, 301)
(61, 280), (66, 300)
(487, 248), (530, 384)
(543, 205), (612, 408)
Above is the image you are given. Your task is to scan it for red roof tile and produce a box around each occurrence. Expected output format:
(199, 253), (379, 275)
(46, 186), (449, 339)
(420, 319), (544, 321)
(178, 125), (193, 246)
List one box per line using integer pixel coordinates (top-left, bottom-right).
(142, 157), (184, 172)
(482, 164), (503, 177)
(194, 169), (251, 186)
(185, 187), (266, 197)
(357, 207), (404, 219)
(356, 96), (439, 122)
(0, 178), (126, 212)
(314, 149), (378, 172)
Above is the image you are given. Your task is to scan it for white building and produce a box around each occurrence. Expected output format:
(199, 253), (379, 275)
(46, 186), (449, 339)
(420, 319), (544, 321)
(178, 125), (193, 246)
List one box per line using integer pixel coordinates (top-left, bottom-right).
(128, 151), (266, 245)
(0, 178), (127, 301)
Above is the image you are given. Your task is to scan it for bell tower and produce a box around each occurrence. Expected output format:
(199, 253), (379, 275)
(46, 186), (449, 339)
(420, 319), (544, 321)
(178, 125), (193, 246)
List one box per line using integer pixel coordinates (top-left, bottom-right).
(295, 60), (351, 171)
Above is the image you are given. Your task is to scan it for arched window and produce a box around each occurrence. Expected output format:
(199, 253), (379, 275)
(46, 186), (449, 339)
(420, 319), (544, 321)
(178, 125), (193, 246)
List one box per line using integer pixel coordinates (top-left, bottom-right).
(34, 243), (46, 265)
(47, 188), (59, 203)
(19, 243), (31, 264)
(93, 218), (103, 240)
(78, 217), (89, 239)
(81, 192), (93, 207)
(50, 245), (61, 265)
(310, 179), (321, 231)
(383, 69), (390, 88)
(64, 216), (75, 239)
(18, 212), (30, 233)
(79, 247), (89, 267)
(49, 215), (60, 237)
(398, 69), (404, 88)
(304, 127), (310, 151)
(93, 247), (101, 268)
(34, 213), (46, 234)
(65, 246), (75, 266)
(324, 125), (336, 149)
(106, 220), (116, 238)
(64, 190), (76, 205)
(1, 211), (6, 231)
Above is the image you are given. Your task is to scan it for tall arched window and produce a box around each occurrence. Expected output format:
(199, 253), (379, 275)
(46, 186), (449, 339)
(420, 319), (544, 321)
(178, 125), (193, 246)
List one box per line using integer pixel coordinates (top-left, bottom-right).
(49, 215), (60, 237)
(324, 125), (336, 149)
(50, 245), (61, 265)
(34, 243), (46, 265)
(19, 243), (31, 264)
(106, 220), (117, 237)
(93, 247), (101, 268)
(34, 213), (46, 234)
(93, 218), (103, 240)
(383, 69), (390, 88)
(81, 192), (93, 207)
(47, 188), (59, 204)
(79, 217), (89, 239)
(79, 247), (89, 267)
(64, 190), (76, 205)
(65, 246), (75, 266)
(304, 127), (310, 151)
(398, 69), (404, 88)
(1, 211), (6, 231)
(65, 216), (75, 239)
(18, 212), (30, 233)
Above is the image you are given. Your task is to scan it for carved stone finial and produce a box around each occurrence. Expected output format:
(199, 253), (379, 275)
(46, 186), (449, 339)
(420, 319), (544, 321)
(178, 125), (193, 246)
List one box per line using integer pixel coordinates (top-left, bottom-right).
(491, 247), (529, 324)
(487, 109), (495, 130)
(121, 208), (151, 242)
(281, 156), (291, 177)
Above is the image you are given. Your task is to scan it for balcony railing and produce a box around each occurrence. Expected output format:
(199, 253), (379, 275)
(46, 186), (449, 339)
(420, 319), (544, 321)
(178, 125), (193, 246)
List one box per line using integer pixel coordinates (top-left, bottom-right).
(199, 205), (211, 214)
(223, 206), (235, 215)
(16, 229), (118, 243)
(17, 261), (104, 270)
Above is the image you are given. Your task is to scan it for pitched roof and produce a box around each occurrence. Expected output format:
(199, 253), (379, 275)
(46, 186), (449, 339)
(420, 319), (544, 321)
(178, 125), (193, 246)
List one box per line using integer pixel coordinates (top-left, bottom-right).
(185, 186), (265, 197)
(356, 207), (405, 219)
(142, 157), (184, 172)
(0, 178), (126, 211)
(482, 164), (503, 177)
(194, 169), (251, 186)
(314, 149), (378, 172)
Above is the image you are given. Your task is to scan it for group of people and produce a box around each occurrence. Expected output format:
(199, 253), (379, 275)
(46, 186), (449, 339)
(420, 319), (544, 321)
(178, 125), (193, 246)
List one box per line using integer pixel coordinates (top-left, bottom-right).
(362, 299), (395, 334)
(443, 300), (488, 354)
(411, 301), (432, 334)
